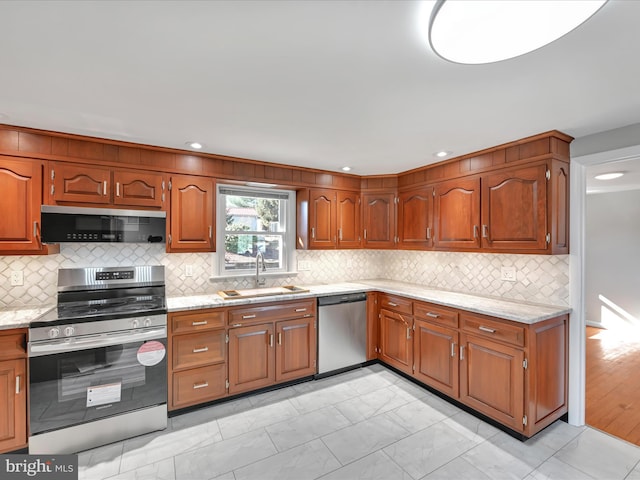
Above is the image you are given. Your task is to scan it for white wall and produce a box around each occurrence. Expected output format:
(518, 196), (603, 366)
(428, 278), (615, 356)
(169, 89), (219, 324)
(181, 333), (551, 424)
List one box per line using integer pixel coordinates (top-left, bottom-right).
(585, 189), (640, 327)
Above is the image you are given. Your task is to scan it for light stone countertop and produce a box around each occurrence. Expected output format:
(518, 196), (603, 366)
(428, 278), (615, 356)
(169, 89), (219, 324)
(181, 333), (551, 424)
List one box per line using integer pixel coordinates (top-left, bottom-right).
(168, 279), (571, 325)
(0, 305), (55, 331)
(0, 279), (571, 331)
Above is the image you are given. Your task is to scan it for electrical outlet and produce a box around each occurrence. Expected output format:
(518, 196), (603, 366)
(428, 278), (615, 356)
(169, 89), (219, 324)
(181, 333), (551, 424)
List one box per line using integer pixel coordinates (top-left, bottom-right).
(500, 266), (517, 282)
(185, 264), (193, 277)
(10, 270), (24, 286)
(297, 260), (311, 271)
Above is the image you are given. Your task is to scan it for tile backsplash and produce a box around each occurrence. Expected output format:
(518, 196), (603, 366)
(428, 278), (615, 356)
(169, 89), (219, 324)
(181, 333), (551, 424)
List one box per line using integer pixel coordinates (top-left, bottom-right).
(0, 245), (569, 308)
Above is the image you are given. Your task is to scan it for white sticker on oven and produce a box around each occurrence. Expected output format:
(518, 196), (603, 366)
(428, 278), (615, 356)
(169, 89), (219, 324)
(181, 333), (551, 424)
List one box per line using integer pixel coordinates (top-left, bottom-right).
(137, 340), (166, 366)
(87, 382), (122, 408)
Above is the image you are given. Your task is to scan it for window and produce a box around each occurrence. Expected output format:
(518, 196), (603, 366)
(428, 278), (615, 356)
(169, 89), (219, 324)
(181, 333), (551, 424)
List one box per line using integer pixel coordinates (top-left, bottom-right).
(216, 184), (296, 276)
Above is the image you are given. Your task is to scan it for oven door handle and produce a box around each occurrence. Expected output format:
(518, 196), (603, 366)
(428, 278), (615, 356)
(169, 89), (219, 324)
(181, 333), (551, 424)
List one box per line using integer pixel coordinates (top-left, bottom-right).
(28, 327), (167, 357)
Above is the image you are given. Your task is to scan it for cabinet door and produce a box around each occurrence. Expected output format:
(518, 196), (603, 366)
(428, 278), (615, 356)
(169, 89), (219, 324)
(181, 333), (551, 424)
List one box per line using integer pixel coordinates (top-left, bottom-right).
(169, 175), (214, 252)
(309, 189), (335, 249)
(459, 333), (524, 432)
(50, 162), (111, 204)
(336, 191), (361, 248)
(113, 170), (165, 209)
(0, 359), (27, 453)
(481, 164), (547, 251)
(414, 319), (459, 398)
(228, 323), (275, 394)
(397, 187), (433, 249)
(434, 178), (480, 249)
(379, 309), (413, 375)
(362, 192), (396, 249)
(276, 317), (316, 382)
(0, 157), (44, 252)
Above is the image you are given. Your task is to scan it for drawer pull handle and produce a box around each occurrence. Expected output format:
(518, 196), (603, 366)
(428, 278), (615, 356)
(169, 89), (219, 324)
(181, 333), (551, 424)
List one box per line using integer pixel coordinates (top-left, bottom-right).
(426, 312), (439, 318)
(192, 347), (209, 353)
(192, 321), (208, 326)
(242, 314), (257, 319)
(479, 326), (496, 334)
(232, 323), (242, 327)
(295, 308), (307, 312)
(388, 302), (398, 307)
(460, 345), (465, 360)
(193, 382), (209, 390)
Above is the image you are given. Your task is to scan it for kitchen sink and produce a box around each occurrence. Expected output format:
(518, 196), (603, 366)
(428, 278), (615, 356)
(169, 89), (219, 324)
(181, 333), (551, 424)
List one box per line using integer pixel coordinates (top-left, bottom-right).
(218, 285), (309, 299)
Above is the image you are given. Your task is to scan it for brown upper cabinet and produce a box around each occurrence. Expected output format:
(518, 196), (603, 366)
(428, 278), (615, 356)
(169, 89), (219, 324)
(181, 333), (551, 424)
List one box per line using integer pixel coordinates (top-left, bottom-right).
(0, 156), (58, 255)
(48, 162), (166, 209)
(434, 177), (481, 250)
(397, 186), (434, 249)
(362, 191), (396, 249)
(297, 188), (361, 249)
(168, 175), (214, 252)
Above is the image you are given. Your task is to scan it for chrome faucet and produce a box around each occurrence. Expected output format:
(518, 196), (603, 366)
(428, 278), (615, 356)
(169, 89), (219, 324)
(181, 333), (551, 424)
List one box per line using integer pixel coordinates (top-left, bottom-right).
(255, 251), (266, 287)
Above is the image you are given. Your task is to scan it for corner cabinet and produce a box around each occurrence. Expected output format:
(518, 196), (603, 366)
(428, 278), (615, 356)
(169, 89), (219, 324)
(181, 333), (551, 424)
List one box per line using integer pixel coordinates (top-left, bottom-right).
(375, 293), (568, 438)
(0, 329), (27, 453)
(362, 191), (396, 249)
(168, 175), (215, 252)
(0, 156), (58, 255)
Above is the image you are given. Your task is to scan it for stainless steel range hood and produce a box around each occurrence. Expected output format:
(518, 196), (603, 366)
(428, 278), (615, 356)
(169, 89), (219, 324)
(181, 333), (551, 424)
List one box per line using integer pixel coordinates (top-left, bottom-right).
(40, 205), (166, 244)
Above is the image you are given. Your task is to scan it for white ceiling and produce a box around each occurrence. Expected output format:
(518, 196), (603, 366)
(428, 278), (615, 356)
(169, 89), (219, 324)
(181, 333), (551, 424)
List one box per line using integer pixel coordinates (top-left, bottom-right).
(1, 0), (639, 176)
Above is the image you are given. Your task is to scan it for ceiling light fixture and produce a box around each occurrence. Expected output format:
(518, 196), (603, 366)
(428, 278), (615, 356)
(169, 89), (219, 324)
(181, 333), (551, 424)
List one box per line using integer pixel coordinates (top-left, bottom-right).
(186, 141), (203, 149)
(428, 0), (608, 64)
(594, 172), (624, 181)
(434, 151), (450, 158)
(342, 166), (352, 172)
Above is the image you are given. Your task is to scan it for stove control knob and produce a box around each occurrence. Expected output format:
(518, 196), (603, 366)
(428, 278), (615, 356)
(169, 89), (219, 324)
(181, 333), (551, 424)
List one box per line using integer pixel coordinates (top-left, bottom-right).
(64, 326), (75, 337)
(48, 327), (60, 339)
(144, 318), (152, 327)
(132, 319), (140, 329)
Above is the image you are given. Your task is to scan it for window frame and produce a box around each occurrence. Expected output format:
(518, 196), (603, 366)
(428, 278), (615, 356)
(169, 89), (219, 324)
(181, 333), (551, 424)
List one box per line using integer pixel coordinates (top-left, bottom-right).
(215, 183), (297, 278)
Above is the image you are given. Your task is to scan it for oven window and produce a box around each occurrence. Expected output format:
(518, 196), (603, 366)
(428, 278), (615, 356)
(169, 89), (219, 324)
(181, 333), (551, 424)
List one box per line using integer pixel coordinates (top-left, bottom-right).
(29, 339), (167, 435)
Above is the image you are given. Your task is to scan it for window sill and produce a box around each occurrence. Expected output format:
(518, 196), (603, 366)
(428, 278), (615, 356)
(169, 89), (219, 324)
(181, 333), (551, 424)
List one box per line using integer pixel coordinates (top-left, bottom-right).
(208, 271), (299, 282)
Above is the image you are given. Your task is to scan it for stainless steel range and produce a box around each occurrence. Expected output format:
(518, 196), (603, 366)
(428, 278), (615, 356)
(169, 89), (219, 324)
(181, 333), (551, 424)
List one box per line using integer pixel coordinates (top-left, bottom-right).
(28, 265), (168, 454)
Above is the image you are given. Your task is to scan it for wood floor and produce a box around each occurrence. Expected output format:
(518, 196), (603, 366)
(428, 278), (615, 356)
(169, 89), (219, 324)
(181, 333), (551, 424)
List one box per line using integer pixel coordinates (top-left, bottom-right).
(586, 325), (640, 445)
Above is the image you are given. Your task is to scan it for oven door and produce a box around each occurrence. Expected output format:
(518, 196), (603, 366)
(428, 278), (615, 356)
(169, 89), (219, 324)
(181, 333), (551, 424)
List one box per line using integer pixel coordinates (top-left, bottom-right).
(29, 327), (167, 435)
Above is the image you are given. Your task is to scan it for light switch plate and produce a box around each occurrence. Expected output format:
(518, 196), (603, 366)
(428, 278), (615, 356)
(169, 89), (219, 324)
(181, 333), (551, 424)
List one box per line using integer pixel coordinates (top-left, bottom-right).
(501, 266), (517, 282)
(185, 264), (193, 277)
(297, 260), (311, 271)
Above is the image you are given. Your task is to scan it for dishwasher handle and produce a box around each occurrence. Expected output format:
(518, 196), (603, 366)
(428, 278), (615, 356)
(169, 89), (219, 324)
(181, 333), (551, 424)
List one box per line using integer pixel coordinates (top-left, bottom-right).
(317, 292), (367, 306)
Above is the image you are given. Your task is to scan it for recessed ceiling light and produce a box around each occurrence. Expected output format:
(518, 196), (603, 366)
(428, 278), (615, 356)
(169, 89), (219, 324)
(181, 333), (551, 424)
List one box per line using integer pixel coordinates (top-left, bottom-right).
(428, 0), (608, 64)
(342, 166), (352, 172)
(186, 141), (203, 149)
(434, 151), (450, 158)
(594, 172), (624, 181)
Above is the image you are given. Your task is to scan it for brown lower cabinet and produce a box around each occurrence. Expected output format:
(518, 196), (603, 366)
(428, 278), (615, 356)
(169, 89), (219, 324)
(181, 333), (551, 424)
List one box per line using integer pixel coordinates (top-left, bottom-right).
(0, 329), (27, 453)
(169, 299), (317, 410)
(377, 296), (568, 438)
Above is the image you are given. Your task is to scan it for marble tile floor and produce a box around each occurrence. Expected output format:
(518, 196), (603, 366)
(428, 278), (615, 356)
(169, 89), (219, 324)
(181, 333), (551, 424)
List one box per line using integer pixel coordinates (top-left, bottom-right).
(78, 365), (640, 480)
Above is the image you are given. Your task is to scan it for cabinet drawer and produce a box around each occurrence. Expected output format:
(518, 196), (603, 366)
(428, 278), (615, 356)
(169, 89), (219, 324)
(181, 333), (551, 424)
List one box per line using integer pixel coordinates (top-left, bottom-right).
(0, 330), (27, 361)
(414, 302), (458, 328)
(173, 330), (226, 370)
(378, 294), (413, 315)
(461, 314), (525, 347)
(228, 300), (315, 327)
(172, 363), (227, 408)
(171, 310), (226, 334)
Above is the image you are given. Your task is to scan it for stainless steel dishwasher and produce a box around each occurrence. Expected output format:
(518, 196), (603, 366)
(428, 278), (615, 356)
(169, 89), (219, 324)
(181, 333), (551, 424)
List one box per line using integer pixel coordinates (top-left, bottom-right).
(317, 292), (367, 376)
